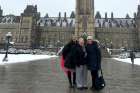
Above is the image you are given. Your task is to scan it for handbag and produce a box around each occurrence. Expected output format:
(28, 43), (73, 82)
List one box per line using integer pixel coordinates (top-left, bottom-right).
(94, 69), (106, 90)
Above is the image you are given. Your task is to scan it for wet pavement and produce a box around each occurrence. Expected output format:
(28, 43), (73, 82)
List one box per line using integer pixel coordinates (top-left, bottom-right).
(0, 57), (140, 93)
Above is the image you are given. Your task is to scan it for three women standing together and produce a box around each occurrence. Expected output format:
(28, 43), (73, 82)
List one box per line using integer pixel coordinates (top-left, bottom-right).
(62, 36), (102, 90)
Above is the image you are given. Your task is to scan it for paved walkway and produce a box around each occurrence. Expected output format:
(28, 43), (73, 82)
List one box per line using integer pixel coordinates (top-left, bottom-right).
(0, 57), (140, 93)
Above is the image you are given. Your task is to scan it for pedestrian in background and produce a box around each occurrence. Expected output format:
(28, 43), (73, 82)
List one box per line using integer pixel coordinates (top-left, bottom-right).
(130, 51), (135, 64)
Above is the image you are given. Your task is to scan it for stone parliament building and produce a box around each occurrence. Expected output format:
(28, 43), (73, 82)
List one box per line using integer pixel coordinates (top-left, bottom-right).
(0, 0), (140, 50)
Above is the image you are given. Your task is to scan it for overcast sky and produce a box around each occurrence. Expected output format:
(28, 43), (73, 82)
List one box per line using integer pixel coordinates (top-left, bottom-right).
(0, 0), (139, 18)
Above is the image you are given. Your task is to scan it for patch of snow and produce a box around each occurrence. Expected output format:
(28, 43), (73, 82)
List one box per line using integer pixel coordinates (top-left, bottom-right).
(113, 58), (140, 66)
(0, 54), (57, 65)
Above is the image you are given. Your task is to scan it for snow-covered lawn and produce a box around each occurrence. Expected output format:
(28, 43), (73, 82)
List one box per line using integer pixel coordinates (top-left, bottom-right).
(114, 58), (140, 66)
(0, 54), (57, 65)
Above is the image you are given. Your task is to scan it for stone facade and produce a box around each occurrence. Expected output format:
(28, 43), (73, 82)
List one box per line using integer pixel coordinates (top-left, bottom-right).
(136, 5), (140, 50)
(40, 26), (74, 47)
(0, 3), (140, 50)
(38, 16), (138, 50)
(0, 5), (40, 49)
(95, 27), (137, 49)
(0, 6), (3, 17)
(75, 0), (94, 38)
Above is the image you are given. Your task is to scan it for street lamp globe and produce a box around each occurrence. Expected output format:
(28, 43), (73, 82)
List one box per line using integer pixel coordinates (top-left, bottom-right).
(57, 40), (60, 43)
(6, 32), (12, 38)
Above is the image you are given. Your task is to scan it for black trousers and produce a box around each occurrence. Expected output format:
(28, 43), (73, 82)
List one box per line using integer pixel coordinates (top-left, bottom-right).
(131, 58), (134, 64)
(91, 70), (98, 87)
(67, 71), (76, 86)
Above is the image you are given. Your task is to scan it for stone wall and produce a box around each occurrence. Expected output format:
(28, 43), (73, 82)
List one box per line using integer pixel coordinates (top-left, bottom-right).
(0, 21), (139, 50)
(0, 16), (34, 49)
(39, 26), (138, 50)
(0, 23), (19, 48)
(40, 26), (74, 47)
(17, 16), (33, 49)
(95, 27), (138, 50)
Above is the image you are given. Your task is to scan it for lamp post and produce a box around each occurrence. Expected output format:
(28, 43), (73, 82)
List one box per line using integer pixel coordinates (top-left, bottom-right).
(3, 32), (12, 62)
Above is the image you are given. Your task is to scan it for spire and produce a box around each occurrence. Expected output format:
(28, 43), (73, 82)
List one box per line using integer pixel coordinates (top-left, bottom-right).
(0, 6), (3, 17)
(64, 12), (67, 18)
(138, 5), (140, 12)
(44, 13), (49, 18)
(111, 12), (114, 19)
(95, 11), (101, 19)
(70, 11), (75, 18)
(134, 12), (137, 18)
(35, 5), (37, 12)
(64, 12), (67, 21)
(58, 12), (61, 21)
(105, 12), (108, 19)
(58, 12), (61, 18)
(137, 5), (140, 18)
(126, 14), (130, 19)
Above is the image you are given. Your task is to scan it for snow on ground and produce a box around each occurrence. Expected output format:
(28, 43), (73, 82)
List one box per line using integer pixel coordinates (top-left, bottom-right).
(114, 58), (140, 66)
(0, 54), (57, 65)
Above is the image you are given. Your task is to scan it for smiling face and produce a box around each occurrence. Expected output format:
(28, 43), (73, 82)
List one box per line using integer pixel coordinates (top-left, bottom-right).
(87, 39), (93, 44)
(78, 38), (84, 46)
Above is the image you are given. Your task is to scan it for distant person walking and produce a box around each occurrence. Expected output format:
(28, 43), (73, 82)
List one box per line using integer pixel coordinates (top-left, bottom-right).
(86, 36), (102, 90)
(62, 36), (77, 88)
(130, 51), (135, 64)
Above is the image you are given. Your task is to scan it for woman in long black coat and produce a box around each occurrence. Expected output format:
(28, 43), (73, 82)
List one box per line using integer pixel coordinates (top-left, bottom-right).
(62, 39), (77, 88)
(86, 36), (101, 89)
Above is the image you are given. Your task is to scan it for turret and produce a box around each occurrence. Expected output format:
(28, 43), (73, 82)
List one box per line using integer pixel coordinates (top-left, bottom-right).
(105, 12), (108, 19)
(0, 6), (3, 17)
(75, 0), (94, 38)
(111, 12), (114, 19)
(136, 5), (140, 49)
(95, 11), (101, 19)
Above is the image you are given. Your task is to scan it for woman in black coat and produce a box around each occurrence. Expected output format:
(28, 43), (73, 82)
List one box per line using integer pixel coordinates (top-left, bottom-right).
(86, 36), (101, 89)
(75, 38), (88, 90)
(62, 39), (77, 88)
(130, 51), (135, 64)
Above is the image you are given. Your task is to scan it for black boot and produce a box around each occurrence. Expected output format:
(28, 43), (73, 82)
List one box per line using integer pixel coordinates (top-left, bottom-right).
(73, 72), (76, 87)
(67, 71), (73, 88)
(90, 71), (97, 90)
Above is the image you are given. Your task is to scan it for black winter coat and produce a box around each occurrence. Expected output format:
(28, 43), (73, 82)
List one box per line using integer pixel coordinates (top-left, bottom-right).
(74, 44), (87, 66)
(86, 41), (101, 71)
(130, 52), (135, 59)
(62, 41), (77, 69)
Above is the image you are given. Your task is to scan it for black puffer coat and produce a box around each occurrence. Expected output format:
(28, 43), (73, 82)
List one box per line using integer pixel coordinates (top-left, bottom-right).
(86, 41), (101, 71)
